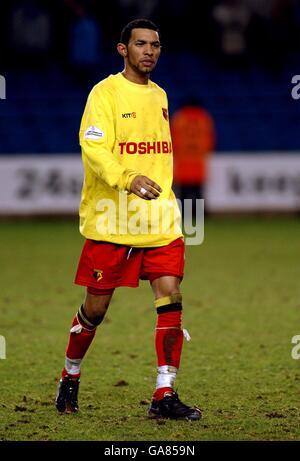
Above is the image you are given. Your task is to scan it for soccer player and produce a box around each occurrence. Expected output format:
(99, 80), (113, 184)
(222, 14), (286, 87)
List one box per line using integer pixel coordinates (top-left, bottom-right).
(55, 19), (201, 421)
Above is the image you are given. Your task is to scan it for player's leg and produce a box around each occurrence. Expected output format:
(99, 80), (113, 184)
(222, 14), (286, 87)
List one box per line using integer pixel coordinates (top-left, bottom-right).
(56, 239), (144, 414)
(149, 275), (201, 420)
(55, 288), (114, 414)
(151, 275), (183, 399)
(62, 289), (113, 380)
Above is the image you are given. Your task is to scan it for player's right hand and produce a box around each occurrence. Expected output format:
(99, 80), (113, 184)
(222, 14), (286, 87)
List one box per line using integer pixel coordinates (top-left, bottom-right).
(130, 175), (162, 200)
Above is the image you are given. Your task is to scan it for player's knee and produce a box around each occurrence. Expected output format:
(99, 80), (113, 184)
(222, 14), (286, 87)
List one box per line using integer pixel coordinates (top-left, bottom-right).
(151, 276), (181, 299)
(83, 291), (112, 326)
(85, 299), (109, 319)
(154, 293), (183, 313)
(80, 303), (107, 327)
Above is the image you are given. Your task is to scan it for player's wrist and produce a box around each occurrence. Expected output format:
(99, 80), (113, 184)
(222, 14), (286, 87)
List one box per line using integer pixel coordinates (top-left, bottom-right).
(125, 173), (140, 193)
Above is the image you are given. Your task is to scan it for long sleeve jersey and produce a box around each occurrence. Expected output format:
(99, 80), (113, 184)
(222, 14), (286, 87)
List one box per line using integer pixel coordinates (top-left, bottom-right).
(79, 72), (183, 247)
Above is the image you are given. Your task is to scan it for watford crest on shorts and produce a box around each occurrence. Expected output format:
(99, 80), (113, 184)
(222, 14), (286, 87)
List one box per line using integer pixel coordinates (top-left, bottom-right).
(93, 269), (103, 282)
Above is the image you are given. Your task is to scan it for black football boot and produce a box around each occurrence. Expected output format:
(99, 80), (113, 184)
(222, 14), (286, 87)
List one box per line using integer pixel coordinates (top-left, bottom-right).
(55, 376), (80, 414)
(148, 391), (201, 420)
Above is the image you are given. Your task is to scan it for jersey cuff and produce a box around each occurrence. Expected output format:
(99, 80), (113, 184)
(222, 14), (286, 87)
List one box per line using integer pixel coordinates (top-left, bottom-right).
(125, 172), (139, 193)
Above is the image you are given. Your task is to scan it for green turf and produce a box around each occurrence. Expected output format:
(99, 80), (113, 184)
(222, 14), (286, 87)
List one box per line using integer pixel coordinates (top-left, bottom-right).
(0, 217), (300, 441)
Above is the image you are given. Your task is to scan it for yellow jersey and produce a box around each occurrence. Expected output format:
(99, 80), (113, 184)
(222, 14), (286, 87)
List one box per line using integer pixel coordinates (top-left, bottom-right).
(79, 72), (183, 247)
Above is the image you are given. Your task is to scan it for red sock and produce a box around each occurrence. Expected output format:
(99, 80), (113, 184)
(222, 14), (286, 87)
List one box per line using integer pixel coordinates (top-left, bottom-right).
(153, 310), (183, 400)
(153, 387), (174, 401)
(61, 315), (96, 379)
(155, 310), (183, 368)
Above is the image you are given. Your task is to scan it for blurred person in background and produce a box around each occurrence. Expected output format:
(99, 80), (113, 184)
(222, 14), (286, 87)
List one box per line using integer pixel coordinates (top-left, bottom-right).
(63, 0), (103, 84)
(119, 0), (159, 19)
(171, 97), (216, 217)
(55, 18), (201, 421)
(211, 0), (252, 67)
(9, 0), (52, 68)
(245, 0), (297, 70)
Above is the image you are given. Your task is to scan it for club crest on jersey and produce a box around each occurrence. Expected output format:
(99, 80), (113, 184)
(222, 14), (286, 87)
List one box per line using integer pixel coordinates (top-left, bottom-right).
(162, 108), (168, 121)
(93, 269), (103, 282)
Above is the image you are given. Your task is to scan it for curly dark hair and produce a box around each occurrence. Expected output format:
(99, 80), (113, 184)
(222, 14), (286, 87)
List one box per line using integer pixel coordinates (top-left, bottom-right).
(120, 19), (160, 45)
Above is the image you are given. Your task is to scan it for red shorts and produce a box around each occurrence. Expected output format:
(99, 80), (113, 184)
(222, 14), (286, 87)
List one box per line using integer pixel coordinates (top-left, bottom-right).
(74, 237), (185, 292)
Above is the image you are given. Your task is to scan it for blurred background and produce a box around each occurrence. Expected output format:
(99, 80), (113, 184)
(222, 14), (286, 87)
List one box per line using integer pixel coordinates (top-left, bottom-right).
(0, 0), (300, 214)
(1, 2), (300, 442)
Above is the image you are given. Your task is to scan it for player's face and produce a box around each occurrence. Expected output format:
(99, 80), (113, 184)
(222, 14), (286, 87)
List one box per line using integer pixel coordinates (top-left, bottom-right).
(126, 28), (161, 75)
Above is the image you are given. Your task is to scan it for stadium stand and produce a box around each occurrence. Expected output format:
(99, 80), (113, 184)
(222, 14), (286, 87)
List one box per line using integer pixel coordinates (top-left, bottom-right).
(0, 53), (299, 154)
(0, 0), (299, 154)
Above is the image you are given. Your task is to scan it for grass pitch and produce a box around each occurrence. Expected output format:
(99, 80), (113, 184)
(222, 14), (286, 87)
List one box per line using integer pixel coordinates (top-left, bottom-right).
(0, 216), (300, 441)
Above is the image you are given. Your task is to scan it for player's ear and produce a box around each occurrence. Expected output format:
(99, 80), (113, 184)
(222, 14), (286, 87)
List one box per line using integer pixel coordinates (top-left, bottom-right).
(117, 43), (127, 57)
